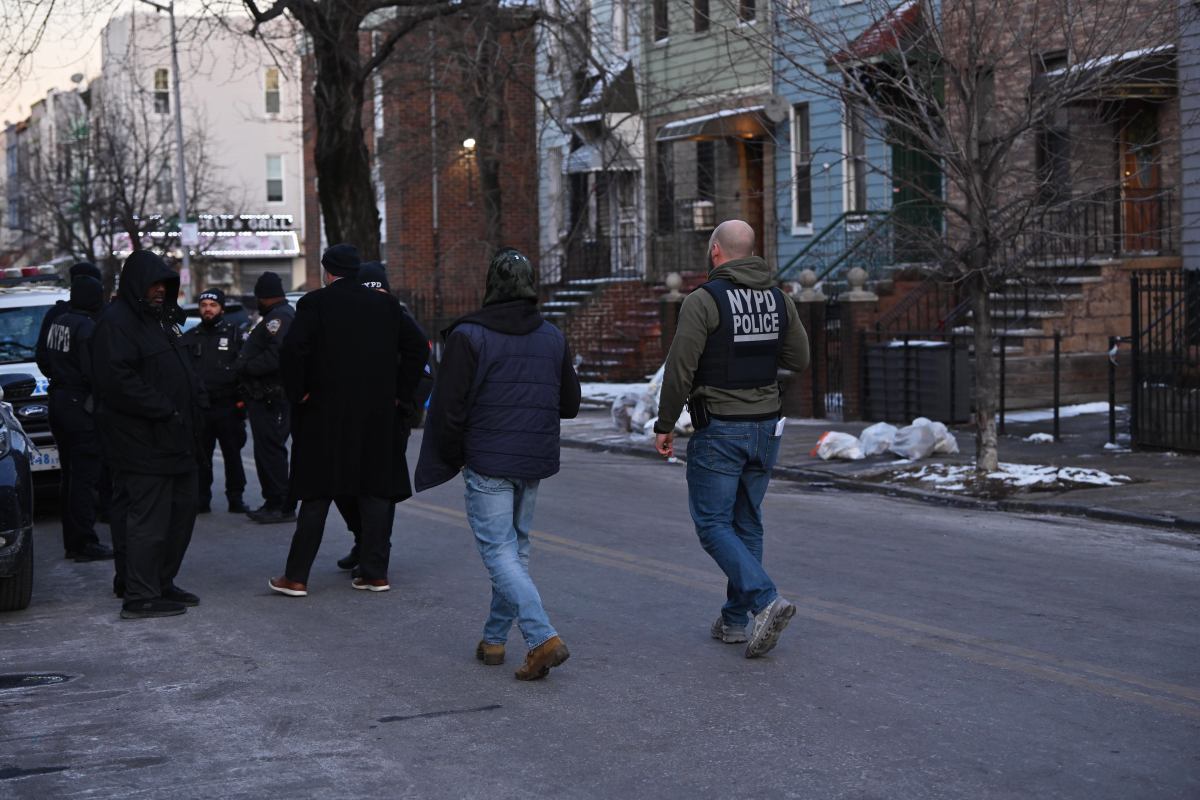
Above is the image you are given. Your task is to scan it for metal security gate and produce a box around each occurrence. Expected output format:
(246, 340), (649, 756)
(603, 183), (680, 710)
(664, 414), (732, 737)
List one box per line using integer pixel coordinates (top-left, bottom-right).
(823, 298), (843, 419)
(1130, 270), (1200, 451)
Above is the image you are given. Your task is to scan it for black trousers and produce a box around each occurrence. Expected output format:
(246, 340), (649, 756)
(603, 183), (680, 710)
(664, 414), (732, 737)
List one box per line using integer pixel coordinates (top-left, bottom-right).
(335, 495), (362, 552)
(198, 403), (247, 505)
(284, 495), (393, 584)
(49, 395), (103, 555)
(247, 398), (290, 509)
(113, 469), (198, 603)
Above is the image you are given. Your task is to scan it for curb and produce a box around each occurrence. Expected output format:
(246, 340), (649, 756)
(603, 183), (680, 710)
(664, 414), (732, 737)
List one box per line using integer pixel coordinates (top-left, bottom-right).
(561, 436), (1200, 534)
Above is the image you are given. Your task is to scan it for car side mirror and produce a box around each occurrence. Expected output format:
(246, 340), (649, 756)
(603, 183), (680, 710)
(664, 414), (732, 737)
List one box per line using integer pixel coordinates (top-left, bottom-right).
(0, 373), (38, 402)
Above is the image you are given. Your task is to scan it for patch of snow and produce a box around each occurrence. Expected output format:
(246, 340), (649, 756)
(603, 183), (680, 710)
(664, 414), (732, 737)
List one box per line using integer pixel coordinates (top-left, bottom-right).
(885, 339), (948, 348)
(1103, 442), (1130, 452)
(581, 382), (650, 404)
(1003, 402), (1119, 423)
(894, 461), (1132, 491)
(1024, 432), (1055, 444)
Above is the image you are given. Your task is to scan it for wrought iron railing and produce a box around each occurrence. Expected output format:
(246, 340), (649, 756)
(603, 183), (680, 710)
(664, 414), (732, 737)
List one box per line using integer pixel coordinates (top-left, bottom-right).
(775, 210), (897, 285)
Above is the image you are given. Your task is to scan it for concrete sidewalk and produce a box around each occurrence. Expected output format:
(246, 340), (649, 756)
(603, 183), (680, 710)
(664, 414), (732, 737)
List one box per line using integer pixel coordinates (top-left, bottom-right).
(562, 407), (1200, 532)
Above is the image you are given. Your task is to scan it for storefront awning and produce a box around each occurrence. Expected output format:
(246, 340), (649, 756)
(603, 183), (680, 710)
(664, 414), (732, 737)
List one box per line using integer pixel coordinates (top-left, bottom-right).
(655, 106), (769, 142)
(110, 230), (301, 259)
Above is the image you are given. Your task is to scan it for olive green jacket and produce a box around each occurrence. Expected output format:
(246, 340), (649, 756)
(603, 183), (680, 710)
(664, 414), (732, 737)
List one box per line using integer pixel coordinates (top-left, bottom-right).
(655, 256), (810, 434)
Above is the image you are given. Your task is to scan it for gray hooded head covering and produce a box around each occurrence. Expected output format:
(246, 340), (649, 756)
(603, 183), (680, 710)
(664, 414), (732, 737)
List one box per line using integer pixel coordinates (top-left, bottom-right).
(483, 248), (537, 306)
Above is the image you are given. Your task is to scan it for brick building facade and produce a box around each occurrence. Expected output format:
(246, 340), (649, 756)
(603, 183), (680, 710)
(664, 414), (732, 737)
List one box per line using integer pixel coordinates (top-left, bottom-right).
(302, 15), (539, 332)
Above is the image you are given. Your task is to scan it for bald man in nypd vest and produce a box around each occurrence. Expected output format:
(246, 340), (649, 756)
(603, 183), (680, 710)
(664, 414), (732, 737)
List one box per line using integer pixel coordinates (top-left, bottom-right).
(654, 219), (810, 660)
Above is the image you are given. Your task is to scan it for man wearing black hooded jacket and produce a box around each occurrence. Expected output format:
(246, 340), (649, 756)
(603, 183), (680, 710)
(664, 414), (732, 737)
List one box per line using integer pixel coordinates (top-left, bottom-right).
(91, 250), (204, 619)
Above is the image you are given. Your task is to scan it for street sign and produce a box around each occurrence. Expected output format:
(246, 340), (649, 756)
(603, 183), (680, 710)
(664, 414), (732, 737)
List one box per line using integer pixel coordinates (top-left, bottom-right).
(180, 222), (199, 247)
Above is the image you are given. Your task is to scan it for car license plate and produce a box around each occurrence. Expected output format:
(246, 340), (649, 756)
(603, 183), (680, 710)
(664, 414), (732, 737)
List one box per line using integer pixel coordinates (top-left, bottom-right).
(30, 447), (59, 471)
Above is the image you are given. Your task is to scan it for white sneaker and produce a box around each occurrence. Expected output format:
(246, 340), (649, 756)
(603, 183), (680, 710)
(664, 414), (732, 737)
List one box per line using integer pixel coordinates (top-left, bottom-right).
(710, 617), (748, 644)
(745, 597), (796, 658)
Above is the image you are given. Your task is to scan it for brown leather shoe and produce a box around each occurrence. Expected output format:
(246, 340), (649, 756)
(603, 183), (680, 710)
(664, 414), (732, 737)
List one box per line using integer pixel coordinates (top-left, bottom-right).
(268, 577), (308, 597)
(351, 577), (390, 592)
(514, 635), (569, 681)
(475, 640), (505, 666)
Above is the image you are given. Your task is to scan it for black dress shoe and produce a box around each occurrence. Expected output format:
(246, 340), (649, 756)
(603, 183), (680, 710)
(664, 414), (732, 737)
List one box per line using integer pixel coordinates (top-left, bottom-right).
(227, 498), (249, 514)
(250, 508), (297, 524)
(336, 547), (359, 570)
(120, 599), (186, 619)
(73, 542), (115, 562)
(162, 585), (200, 606)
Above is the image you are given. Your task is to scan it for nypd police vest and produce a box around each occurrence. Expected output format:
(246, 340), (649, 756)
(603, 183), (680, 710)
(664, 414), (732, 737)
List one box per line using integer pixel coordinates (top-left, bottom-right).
(693, 278), (789, 390)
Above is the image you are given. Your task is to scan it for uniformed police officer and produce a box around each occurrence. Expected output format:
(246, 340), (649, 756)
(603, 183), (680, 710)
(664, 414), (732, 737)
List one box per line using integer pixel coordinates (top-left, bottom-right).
(41, 274), (113, 562)
(181, 288), (248, 514)
(236, 272), (295, 524)
(654, 219), (810, 659)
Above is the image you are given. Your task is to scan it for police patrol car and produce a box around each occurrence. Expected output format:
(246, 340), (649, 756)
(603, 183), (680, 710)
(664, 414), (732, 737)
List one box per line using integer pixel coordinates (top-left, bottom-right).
(0, 266), (71, 476)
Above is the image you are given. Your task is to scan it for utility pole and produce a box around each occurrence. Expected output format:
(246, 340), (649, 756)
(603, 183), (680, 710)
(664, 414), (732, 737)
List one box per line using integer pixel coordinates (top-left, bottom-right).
(139, 0), (191, 299)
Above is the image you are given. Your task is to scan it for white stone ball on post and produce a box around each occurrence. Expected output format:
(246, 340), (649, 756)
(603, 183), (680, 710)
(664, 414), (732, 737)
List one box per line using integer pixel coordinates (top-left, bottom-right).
(796, 268), (825, 302)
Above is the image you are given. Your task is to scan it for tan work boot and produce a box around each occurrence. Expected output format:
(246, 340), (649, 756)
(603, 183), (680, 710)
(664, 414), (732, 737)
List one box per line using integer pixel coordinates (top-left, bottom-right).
(514, 635), (570, 681)
(475, 640), (505, 666)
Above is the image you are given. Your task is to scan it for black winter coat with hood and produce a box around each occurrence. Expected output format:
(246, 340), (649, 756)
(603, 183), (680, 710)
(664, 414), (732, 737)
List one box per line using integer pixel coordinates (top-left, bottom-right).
(91, 251), (204, 475)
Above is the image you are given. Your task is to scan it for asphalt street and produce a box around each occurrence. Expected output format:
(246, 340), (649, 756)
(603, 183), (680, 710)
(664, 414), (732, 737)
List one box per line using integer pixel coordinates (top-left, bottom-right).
(2, 436), (1199, 798)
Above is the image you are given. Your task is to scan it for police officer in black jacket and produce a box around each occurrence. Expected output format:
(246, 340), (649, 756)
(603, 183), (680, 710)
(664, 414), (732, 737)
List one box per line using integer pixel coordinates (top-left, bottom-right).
(41, 275), (113, 562)
(236, 272), (295, 524)
(35, 261), (104, 373)
(181, 288), (248, 514)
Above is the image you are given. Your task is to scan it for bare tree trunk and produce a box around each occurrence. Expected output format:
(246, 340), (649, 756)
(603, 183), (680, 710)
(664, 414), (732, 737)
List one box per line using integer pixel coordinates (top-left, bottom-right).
(969, 267), (999, 472)
(312, 42), (380, 260)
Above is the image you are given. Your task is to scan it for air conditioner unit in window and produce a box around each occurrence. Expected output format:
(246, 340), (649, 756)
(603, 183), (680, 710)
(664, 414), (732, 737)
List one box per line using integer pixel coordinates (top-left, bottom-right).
(692, 200), (715, 231)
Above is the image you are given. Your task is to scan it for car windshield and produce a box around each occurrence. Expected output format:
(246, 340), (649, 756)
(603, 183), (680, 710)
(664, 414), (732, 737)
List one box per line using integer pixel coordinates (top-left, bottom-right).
(0, 305), (51, 364)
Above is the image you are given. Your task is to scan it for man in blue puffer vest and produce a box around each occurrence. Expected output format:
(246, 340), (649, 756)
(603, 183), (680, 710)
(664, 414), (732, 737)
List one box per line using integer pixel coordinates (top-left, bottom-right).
(415, 248), (581, 681)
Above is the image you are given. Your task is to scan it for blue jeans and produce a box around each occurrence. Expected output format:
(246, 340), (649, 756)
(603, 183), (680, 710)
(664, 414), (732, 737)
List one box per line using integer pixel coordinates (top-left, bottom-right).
(463, 468), (557, 650)
(686, 418), (783, 627)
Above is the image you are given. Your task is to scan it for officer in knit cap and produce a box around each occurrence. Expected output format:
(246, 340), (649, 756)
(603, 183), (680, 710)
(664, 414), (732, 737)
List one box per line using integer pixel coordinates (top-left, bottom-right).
(181, 287), (248, 514)
(235, 272), (296, 523)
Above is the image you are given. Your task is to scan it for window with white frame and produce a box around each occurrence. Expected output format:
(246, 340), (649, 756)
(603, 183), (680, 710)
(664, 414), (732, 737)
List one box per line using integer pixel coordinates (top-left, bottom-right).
(654, 0), (669, 41)
(155, 164), (173, 205)
(266, 155), (284, 202)
(265, 68), (281, 114)
(154, 69), (170, 114)
(844, 98), (868, 213)
(792, 103), (812, 230)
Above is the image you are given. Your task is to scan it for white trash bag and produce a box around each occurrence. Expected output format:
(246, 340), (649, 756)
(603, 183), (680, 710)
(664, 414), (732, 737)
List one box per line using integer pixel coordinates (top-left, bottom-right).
(889, 423), (938, 460)
(910, 416), (960, 455)
(858, 422), (898, 456)
(811, 431), (865, 461)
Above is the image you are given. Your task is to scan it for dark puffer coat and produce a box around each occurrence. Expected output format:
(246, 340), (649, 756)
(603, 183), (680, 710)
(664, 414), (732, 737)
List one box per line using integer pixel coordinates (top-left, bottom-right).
(90, 251), (203, 475)
(414, 300), (581, 491)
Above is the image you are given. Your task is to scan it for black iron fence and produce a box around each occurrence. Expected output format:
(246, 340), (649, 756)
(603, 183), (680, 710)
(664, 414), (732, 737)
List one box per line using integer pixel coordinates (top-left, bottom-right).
(1130, 270), (1200, 451)
(858, 330), (1066, 439)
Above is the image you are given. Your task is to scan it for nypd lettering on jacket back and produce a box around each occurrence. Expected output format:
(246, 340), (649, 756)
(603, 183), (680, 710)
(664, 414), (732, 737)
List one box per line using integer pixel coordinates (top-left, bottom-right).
(726, 288), (780, 342)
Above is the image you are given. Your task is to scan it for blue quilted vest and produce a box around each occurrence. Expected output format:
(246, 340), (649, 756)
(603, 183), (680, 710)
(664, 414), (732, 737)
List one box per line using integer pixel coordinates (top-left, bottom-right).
(458, 319), (566, 480)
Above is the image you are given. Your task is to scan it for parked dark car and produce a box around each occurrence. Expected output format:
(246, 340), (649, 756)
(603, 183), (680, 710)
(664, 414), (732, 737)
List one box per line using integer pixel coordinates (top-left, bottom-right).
(0, 373), (38, 612)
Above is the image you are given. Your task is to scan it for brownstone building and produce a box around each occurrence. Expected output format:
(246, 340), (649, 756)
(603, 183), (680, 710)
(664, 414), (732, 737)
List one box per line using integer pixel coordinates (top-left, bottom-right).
(302, 15), (539, 332)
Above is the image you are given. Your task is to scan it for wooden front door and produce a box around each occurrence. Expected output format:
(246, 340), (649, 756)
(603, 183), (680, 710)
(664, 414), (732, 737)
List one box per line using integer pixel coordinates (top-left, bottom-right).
(1120, 104), (1162, 253)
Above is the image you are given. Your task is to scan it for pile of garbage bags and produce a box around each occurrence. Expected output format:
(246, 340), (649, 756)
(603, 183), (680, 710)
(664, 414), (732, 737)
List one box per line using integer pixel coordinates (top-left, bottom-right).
(610, 365), (694, 437)
(812, 418), (960, 461)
